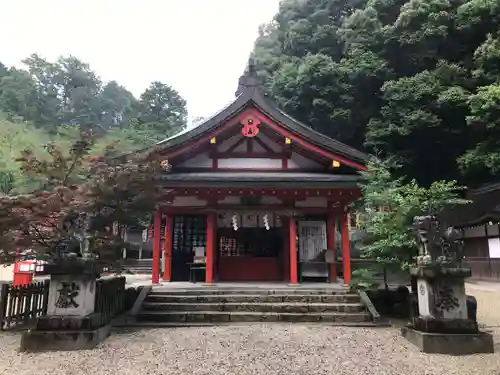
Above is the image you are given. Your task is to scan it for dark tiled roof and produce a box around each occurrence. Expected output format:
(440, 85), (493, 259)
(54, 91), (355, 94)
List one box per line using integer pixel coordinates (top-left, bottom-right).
(441, 186), (500, 228)
(156, 172), (362, 189)
(153, 64), (368, 164)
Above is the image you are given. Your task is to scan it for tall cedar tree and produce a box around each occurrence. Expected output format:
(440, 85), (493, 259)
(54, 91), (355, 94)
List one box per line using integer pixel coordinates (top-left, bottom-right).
(0, 131), (166, 266)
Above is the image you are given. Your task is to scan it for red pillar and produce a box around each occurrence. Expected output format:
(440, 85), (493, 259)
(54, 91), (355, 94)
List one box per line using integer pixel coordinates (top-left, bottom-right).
(327, 213), (337, 282)
(282, 217), (290, 282)
(289, 218), (298, 284)
(206, 212), (215, 284)
(341, 207), (351, 285)
(163, 215), (173, 281)
(152, 211), (161, 284)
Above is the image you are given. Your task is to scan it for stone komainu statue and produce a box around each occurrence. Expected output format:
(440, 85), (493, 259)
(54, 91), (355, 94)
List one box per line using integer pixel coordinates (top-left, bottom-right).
(413, 215), (463, 267)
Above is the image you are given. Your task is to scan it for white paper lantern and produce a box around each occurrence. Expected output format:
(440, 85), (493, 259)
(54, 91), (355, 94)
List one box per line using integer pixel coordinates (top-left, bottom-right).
(232, 215), (239, 231)
(263, 213), (270, 230)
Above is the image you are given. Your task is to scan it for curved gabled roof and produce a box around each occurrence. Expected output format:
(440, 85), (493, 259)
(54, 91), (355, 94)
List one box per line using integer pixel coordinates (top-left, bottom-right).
(154, 85), (368, 164)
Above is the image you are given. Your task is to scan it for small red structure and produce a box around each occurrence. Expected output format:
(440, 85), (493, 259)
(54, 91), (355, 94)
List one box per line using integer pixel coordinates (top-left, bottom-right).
(13, 260), (36, 286)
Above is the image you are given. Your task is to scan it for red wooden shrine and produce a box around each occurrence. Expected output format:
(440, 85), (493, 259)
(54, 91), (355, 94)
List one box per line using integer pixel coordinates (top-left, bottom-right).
(145, 60), (368, 285)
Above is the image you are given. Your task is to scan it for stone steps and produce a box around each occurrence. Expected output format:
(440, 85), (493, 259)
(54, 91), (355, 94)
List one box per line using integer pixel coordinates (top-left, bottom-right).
(124, 266), (153, 274)
(142, 302), (365, 313)
(149, 288), (350, 296)
(123, 259), (153, 274)
(136, 310), (371, 323)
(146, 293), (360, 304)
(135, 287), (373, 326)
(117, 321), (217, 328)
(117, 321), (387, 328)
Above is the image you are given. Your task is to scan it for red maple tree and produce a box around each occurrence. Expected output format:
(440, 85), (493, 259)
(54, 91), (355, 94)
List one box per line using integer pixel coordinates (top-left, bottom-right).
(0, 131), (166, 267)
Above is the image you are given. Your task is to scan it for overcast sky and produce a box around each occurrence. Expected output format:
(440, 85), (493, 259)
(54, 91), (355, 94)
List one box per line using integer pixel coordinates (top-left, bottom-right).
(1, 0), (280, 122)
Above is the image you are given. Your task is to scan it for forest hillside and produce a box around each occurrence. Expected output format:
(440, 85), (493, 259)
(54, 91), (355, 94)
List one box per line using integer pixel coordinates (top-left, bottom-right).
(250, 0), (500, 187)
(0, 54), (188, 194)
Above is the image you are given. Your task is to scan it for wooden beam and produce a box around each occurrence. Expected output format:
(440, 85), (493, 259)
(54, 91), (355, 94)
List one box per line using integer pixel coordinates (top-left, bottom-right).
(159, 205), (345, 216)
(247, 138), (253, 152)
(254, 136), (274, 153)
(282, 155), (288, 169)
(163, 114), (248, 159)
(225, 136), (247, 153)
(167, 187), (360, 200)
(260, 126), (329, 165)
(161, 109), (366, 172)
(250, 109), (366, 171)
(213, 151), (286, 159)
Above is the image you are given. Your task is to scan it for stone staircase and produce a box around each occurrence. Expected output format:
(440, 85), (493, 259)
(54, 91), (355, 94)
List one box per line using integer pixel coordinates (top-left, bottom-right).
(123, 259), (153, 275)
(134, 287), (374, 326)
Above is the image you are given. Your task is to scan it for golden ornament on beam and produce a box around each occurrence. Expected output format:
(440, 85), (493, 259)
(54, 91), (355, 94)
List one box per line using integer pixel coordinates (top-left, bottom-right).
(160, 159), (171, 171)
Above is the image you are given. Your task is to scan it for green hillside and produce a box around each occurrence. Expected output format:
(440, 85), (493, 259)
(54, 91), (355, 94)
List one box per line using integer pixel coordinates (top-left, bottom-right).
(0, 113), (52, 193)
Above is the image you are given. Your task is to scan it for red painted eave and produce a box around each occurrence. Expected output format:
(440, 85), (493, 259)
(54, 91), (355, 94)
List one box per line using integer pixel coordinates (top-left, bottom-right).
(145, 88), (367, 171)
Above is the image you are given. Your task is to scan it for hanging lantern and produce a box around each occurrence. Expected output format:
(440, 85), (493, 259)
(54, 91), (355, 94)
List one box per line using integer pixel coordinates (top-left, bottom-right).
(263, 213), (270, 230)
(232, 215), (239, 231)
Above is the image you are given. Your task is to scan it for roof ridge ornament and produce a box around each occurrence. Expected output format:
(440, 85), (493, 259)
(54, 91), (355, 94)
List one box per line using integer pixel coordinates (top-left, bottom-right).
(248, 57), (256, 75)
(235, 57), (261, 97)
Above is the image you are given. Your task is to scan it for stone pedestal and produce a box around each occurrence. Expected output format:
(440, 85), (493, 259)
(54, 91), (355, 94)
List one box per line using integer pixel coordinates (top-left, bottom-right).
(47, 275), (96, 316)
(21, 262), (111, 352)
(402, 266), (494, 355)
(401, 327), (494, 355)
(416, 276), (468, 320)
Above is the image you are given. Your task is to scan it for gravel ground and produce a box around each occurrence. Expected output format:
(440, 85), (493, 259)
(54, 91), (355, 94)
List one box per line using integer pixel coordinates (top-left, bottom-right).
(467, 283), (500, 327)
(0, 286), (499, 375)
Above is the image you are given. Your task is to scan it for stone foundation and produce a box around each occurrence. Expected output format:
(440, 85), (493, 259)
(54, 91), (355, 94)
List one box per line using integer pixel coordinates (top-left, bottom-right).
(412, 316), (478, 334)
(20, 324), (111, 352)
(401, 326), (494, 355)
(36, 313), (104, 330)
(21, 314), (111, 352)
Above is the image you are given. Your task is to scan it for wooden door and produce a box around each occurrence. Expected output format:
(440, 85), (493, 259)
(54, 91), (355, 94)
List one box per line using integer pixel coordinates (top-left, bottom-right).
(171, 215), (206, 281)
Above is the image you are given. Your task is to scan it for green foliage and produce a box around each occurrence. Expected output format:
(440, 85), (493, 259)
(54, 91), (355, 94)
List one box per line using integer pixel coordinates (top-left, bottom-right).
(251, 0), (500, 186)
(459, 84), (500, 174)
(350, 268), (381, 291)
(457, 32), (500, 176)
(0, 113), (53, 194)
(0, 53), (188, 196)
(0, 53), (187, 154)
(0, 68), (36, 120)
(137, 81), (188, 141)
(358, 158), (469, 270)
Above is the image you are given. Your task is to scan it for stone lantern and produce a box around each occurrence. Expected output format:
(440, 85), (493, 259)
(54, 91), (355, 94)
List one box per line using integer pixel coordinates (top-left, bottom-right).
(401, 215), (494, 354)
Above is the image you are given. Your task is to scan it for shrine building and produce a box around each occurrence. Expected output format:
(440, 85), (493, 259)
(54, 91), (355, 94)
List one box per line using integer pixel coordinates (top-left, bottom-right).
(145, 60), (368, 285)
